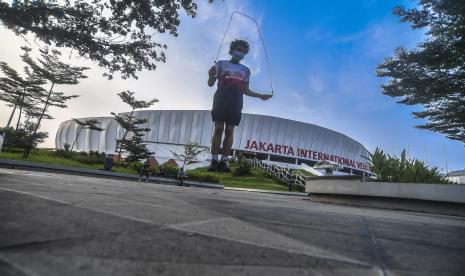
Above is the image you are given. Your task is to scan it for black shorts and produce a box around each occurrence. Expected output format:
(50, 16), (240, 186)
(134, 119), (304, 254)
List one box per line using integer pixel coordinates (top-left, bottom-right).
(211, 87), (243, 126)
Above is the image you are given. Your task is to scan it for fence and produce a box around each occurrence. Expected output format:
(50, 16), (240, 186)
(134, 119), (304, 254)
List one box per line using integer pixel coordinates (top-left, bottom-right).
(238, 157), (307, 190)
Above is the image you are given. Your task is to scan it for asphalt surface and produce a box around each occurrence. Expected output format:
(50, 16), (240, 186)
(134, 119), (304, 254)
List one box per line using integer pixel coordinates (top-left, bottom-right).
(1, 168), (464, 276)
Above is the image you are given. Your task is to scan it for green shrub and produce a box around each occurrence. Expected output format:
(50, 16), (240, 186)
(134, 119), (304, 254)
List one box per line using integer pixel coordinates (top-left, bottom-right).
(0, 125), (48, 150)
(49, 149), (106, 165)
(3, 148), (24, 154)
(233, 159), (252, 176)
(366, 148), (449, 184)
(148, 165), (160, 176)
(160, 164), (179, 177)
(52, 144), (72, 158)
(129, 161), (143, 173)
(229, 158), (238, 166)
(186, 170), (220, 183)
(73, 152), (106, 165)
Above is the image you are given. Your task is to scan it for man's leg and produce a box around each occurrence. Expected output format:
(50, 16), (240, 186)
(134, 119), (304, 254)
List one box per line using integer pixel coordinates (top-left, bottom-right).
(219, 124), (235, 172)
(222, 124), (235, 156)
(209, 121), (224, 171)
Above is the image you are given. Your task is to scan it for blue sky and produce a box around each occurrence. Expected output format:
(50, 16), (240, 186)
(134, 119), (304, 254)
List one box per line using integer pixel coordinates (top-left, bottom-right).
(229, 0), (463, 172)
(0, 0), (463, 172)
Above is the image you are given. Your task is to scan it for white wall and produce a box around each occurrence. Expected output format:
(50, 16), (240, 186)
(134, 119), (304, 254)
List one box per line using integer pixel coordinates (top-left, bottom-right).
(447, 175), (465, 185)
(306, 180), (465, 203)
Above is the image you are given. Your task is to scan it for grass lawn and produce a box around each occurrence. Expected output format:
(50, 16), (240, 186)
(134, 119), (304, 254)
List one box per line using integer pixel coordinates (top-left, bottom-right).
(192, 166), (290, 191)
(296, 169), (315, 177)
(1, 149), (293, 191)
(0, 151), (138, 174)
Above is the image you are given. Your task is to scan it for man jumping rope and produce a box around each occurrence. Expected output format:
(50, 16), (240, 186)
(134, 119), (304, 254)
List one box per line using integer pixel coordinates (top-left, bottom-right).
(207, 39), (272, 172)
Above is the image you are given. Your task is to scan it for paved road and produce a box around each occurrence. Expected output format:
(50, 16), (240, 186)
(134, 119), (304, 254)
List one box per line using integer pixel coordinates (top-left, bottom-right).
(1, 168), (464, 276)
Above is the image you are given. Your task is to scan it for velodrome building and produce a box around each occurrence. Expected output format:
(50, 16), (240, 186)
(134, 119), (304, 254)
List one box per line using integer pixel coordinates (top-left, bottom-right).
(55, 110), (372, 174)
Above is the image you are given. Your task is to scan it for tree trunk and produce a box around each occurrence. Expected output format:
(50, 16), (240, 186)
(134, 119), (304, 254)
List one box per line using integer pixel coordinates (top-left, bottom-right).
(70, 127), (82, 152)
(15, 106), (22, 131)
(5, 104), (17, 129)
(116, 109), (135, 166)
(2, 98), (19, 147)
(24, 83), (54, 158)
(15, 91), (26, 131)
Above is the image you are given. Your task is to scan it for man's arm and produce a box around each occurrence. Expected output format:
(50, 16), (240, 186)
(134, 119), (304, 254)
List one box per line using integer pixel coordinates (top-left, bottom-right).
(208, 65), (217, 87)
(243, 82), (273, 100)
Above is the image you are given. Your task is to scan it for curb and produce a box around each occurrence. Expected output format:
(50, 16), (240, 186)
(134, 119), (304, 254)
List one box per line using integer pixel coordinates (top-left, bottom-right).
(225, 187), (309, 197)
(310, 193), (465, 217)
(0, 158), (223, 189)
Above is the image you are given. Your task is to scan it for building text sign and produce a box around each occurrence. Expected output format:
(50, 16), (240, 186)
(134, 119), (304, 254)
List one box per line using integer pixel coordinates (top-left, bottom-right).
(244, 139), (371, 171)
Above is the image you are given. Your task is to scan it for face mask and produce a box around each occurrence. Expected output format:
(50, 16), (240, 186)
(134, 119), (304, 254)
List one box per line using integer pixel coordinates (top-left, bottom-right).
(231, 50), (245, 62)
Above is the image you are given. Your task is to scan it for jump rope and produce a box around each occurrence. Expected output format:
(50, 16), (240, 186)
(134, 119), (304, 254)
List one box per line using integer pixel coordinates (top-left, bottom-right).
(214, 11), (274, 95)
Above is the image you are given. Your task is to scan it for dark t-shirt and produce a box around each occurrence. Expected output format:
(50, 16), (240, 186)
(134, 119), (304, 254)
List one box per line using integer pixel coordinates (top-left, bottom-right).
(215, 60), (251, 92)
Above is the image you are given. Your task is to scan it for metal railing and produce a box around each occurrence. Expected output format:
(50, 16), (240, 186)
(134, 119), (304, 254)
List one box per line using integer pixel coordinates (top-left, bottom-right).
(236, 157), (307, 190)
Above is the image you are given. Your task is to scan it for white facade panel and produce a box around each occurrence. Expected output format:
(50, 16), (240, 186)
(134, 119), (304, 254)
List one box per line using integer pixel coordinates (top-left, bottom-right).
(274, 119), (286, 147)
(135, 111), (150, 141)
(290, 121), (302, 149)
(239, 114), (254, 147)
(55, 123), (64, 150)
(104, 118), (117, 153)
(249, 115), (262, 147)
(189, 111), (202, 145)
(54, 123), (63, 149)
(158, 110), (169, 142)
(260, 116), (273, 145)
(200, 111), (213, 147)
(74, 126), (84, 151)
(60, 122), (68, 148)
(232, 119), (243, 149)
(324, 131), (337, 156)
(268, 117), (280, 146)
(148, 111), (161, 142)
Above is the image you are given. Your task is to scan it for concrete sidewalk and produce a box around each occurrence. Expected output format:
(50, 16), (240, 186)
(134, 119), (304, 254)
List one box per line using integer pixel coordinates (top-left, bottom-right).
(1, 168), (465, 275)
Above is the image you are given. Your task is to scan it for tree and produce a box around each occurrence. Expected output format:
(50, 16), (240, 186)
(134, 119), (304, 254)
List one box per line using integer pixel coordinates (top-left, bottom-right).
(124, 129), (153, 163)
(376, 0), (465, 143)
(0, 0), (214, 79)
(112, 90), (158, 165)
(0, 58), (47, 154)
(21, 46), (88, 157)
(70, 119), (104, 152)
(0, 60), (45, 133)
(171, 142), (205, 168)
(0, 118), (48, 151)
